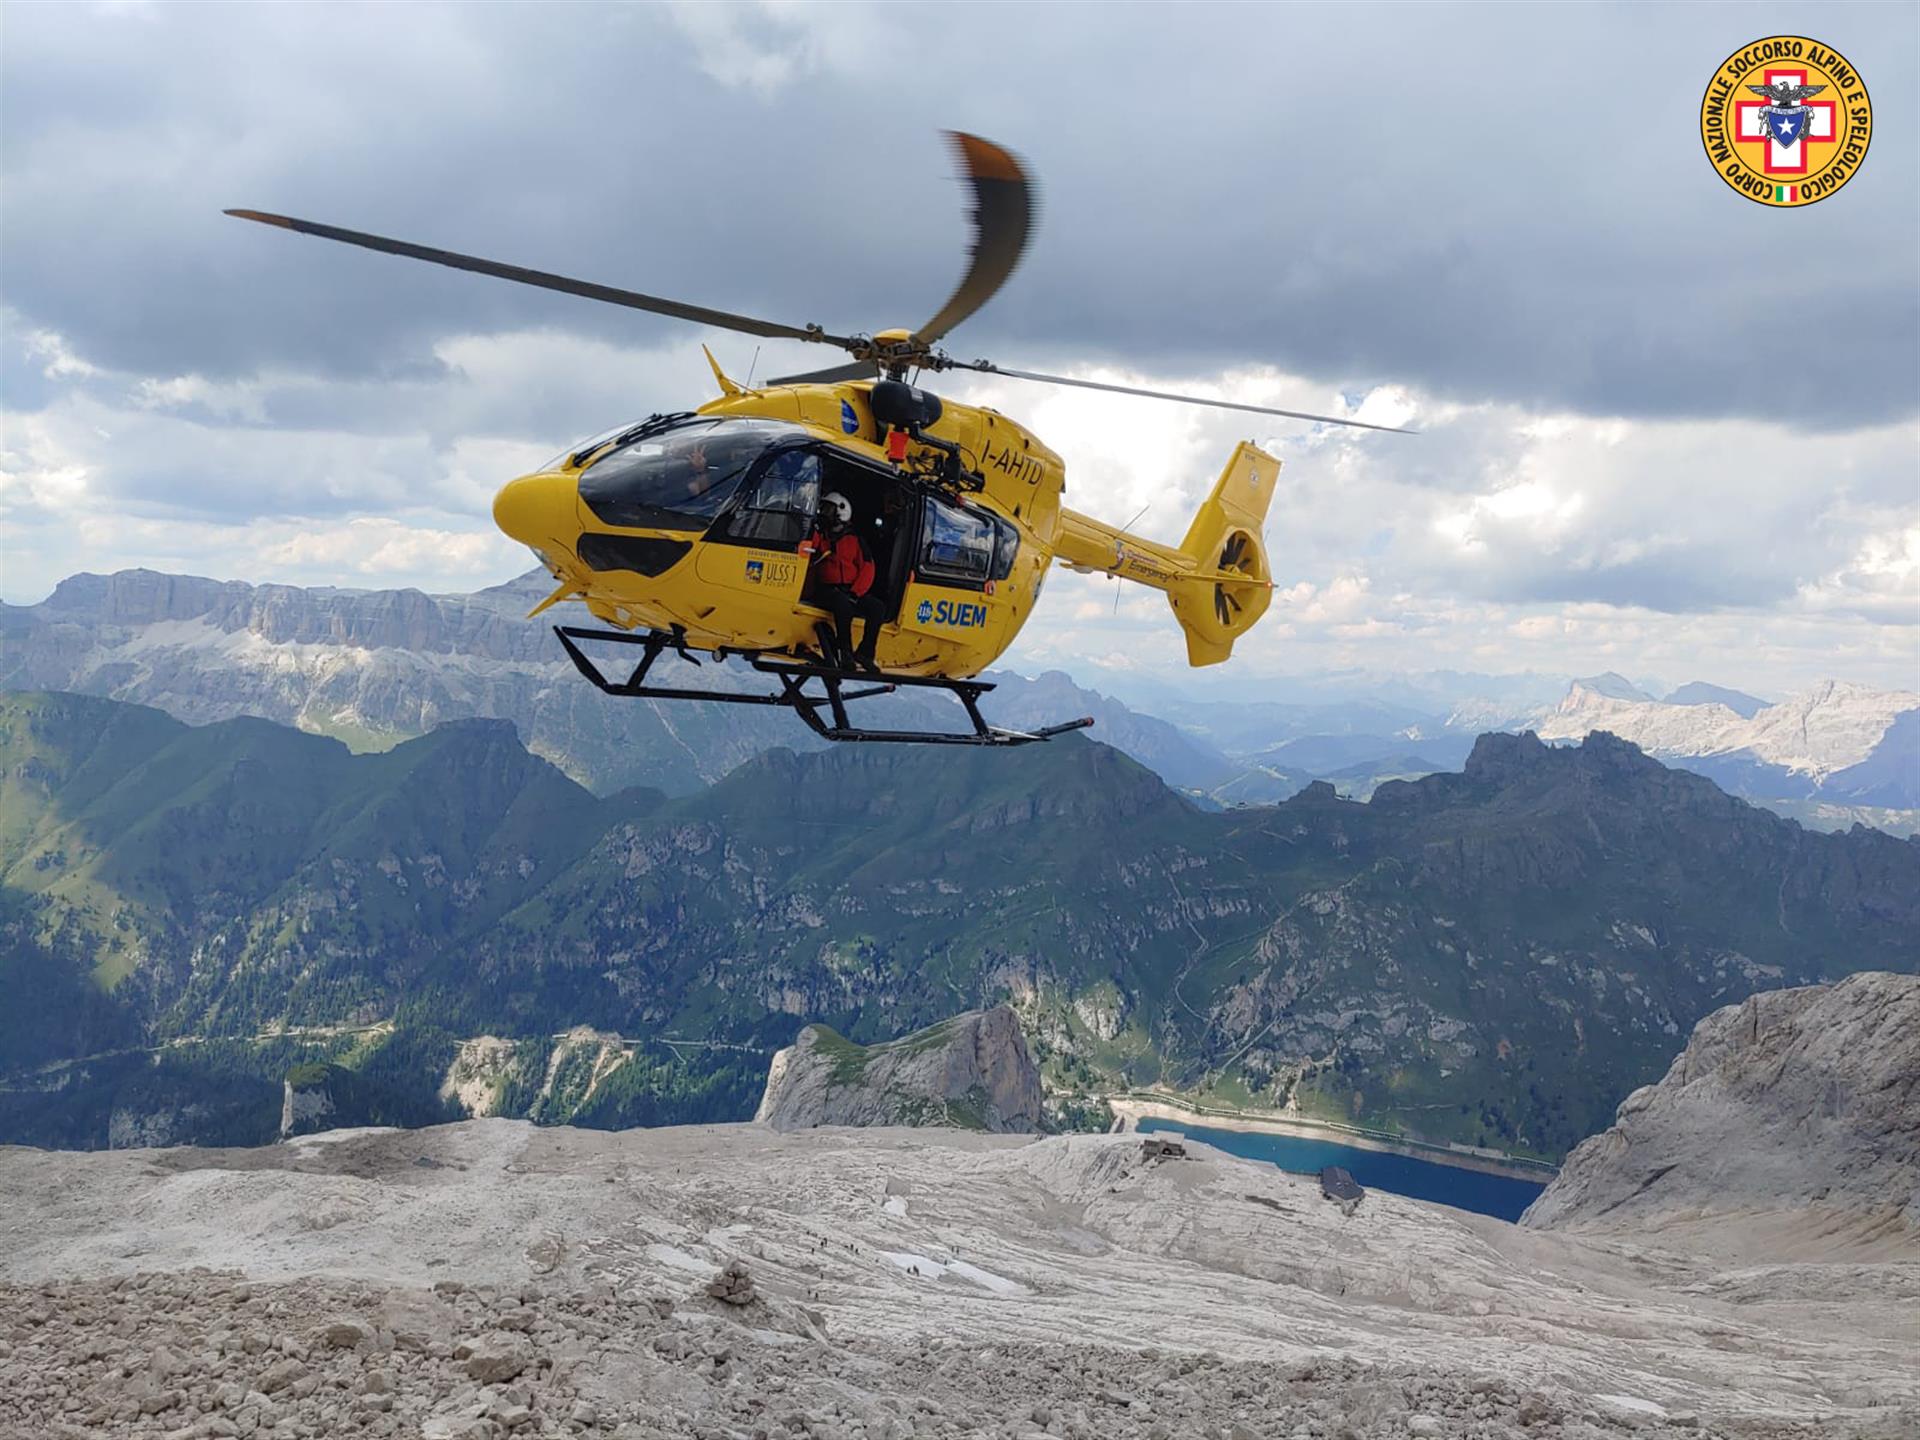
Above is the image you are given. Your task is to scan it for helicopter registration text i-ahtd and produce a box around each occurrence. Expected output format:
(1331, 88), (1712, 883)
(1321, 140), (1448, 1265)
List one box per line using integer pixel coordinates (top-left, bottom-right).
(227, 134), (1407, 746)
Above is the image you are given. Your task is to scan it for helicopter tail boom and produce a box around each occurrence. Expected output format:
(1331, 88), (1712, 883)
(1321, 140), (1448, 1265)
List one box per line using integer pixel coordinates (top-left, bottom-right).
(1055, 441), (1280, 666)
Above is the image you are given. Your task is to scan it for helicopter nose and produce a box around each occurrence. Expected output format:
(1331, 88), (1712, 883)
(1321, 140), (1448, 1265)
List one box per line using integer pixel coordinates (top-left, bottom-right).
(492, 472), (577, 550)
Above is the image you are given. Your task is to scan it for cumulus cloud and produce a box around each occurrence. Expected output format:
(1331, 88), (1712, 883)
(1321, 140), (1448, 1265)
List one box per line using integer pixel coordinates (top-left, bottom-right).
(1796, 525), (1920, 625)
(257, 517), (516, 582)
(2, 5), (1914, 421)
(665, 0), (896, 99)
(21, 326), (99, 380)
(978, 360), (1919, 692)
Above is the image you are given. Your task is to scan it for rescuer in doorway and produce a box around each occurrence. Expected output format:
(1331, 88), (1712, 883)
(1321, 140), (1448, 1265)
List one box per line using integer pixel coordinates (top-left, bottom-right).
(803, 491), (883, 672)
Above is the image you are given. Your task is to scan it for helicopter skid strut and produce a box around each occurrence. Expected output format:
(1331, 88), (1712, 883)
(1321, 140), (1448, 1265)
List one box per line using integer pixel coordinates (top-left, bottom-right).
(553, 626), (1094, 747)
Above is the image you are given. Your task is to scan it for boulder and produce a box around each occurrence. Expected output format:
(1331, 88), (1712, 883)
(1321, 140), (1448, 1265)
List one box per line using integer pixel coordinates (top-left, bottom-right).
(254, 1359), (308, 1394)
(705, 1260), (755, 1306)
(461, 1340), (530, 1383)
(314, 1319), (372, 1350)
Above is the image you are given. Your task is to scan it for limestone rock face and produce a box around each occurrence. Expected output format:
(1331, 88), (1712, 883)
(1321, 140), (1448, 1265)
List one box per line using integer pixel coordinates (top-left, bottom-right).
(279, 1076), (337, 1140)
(754, 1006), (1042, 1133)
(1522, 972), (1920, 1250)
(107, 1104), (211, 1150)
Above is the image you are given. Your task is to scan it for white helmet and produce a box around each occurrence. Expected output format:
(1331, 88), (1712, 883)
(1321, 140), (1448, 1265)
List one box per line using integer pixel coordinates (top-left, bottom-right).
(821, 492), (852, 524)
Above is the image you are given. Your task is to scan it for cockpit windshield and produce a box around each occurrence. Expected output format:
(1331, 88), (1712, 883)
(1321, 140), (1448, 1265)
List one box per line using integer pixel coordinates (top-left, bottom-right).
(542, 421), (641, 473)
(577, 418), (805, 532)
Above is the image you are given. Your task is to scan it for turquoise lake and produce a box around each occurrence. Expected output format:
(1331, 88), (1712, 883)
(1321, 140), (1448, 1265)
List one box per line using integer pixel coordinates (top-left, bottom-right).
(1136, 1117), (1550, 1222)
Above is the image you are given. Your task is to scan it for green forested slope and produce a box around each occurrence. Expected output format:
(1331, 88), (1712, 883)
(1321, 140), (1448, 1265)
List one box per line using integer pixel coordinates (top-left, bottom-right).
(3, 691), (1913, 1154)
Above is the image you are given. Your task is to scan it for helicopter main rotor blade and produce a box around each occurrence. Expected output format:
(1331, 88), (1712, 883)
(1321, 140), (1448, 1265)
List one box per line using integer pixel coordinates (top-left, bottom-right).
(767, 359), (881, 386)
(943, 360), (1416, 434)
(224, 210), (858, 349)
(911, 134), (1036, 349)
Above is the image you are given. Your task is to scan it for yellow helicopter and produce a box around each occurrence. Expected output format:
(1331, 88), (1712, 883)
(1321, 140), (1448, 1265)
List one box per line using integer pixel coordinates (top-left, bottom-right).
(228, 134), (1406, 745)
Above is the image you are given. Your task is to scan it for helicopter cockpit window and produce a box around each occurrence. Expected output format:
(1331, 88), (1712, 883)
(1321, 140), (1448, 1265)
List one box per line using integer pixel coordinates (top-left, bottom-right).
(578, 419), (801, 532)
(920, 498), (995, 586)
(542, 421), (638, 473)
(723, 448), (821, 548)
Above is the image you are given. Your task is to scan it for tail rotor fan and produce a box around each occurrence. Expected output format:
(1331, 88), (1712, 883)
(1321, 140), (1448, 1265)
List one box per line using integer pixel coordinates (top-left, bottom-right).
(1214, 531), (1253, 628)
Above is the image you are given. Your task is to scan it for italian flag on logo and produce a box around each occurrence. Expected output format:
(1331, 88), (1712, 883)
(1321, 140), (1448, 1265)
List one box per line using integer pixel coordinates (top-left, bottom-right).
(1773, 183), (1799, 202)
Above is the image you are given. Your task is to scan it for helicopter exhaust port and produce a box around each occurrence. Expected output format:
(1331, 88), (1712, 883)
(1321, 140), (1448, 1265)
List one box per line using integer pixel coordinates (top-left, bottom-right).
(869, 379), (983, 490)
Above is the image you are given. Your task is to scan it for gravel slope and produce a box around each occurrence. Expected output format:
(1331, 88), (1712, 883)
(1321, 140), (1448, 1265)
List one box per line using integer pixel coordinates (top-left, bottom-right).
(2, 1122), (1915, 1439)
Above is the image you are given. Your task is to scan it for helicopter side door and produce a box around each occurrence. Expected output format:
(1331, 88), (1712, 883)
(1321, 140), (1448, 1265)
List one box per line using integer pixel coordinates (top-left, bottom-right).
(898, 494), (1020, 660)
(692, 447), (820, 620)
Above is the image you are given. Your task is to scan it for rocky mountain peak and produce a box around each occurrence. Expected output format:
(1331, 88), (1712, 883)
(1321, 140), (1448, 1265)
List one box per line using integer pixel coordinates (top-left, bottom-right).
(1460, 728), (1554, 781)
(1663, 681), (1769, 718)
(40, 569), (240, 626)
(1292, 778), (1344, 803)
(1572, 727), (1668, 773)
(1565, 672), (1654, 705)
(412, 715), (525, 748)
(345, 717), (591, 852)
(1536, 671), (1918, 787)
(1458, 727), (1715, 794)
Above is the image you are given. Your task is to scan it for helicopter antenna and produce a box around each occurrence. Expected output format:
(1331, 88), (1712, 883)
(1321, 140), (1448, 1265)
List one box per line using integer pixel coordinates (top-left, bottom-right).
(1113, 502), (1149, 614)
(746, 345), (762, 388)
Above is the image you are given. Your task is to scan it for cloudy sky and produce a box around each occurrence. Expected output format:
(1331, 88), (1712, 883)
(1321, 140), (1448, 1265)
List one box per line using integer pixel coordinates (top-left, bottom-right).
(3, 2), (1915, 698)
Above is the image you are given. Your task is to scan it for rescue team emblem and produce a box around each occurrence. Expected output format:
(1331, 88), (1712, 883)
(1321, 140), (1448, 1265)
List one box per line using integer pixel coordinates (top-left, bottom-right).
(1700, 36), (1871, 207)
(915, 598), (987, 628)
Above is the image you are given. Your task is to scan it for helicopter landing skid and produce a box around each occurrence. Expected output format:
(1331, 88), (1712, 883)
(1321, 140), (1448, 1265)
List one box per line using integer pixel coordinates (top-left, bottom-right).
(552, 626), (1094, 747)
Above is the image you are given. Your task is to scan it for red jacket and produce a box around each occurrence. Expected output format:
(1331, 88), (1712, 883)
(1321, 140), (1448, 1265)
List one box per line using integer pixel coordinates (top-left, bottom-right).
(806, 528), (875, 597)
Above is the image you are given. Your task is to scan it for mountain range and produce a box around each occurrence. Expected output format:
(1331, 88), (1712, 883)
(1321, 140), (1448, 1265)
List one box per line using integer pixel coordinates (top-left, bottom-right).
(6, 569), (1914, 832)
(1536, 672), (1914, 781)
(0, 568), (1234, 798)
(3, 690), (1913, 1159)
(1532, 673), (1920, 830)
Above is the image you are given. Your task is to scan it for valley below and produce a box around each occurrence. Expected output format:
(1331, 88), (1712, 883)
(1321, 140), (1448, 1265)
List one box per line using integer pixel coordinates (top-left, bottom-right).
(4, 687), (1916, 1162)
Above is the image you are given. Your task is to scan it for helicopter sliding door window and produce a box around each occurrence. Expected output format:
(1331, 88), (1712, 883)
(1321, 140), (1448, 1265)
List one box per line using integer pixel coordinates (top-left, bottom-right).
(919, 498), (995, 590)
(989, 514), (1019, 581)
(720, 449), (821, 548)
